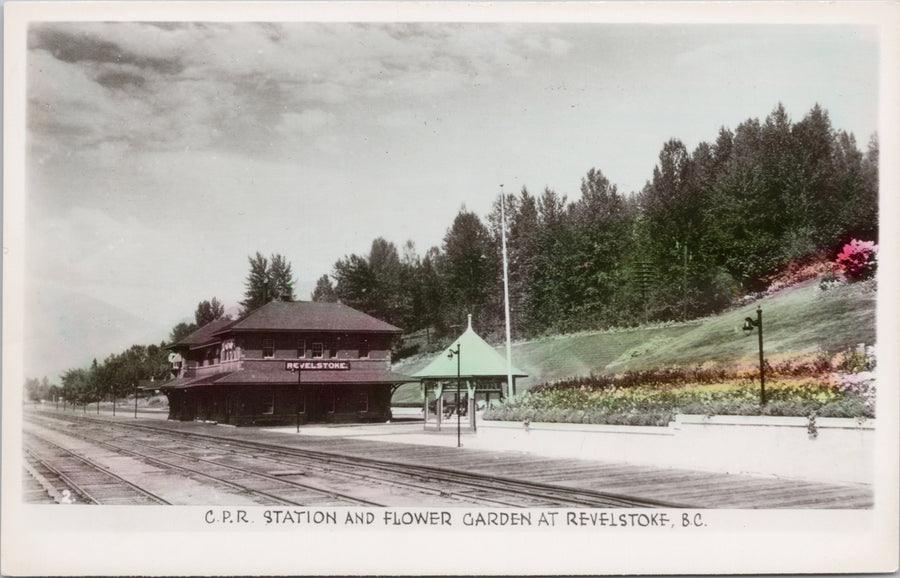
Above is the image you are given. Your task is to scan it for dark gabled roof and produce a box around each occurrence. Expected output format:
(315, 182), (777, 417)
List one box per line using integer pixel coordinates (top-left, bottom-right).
(167, 317), (236, 350)
(216, 300), (402, 335)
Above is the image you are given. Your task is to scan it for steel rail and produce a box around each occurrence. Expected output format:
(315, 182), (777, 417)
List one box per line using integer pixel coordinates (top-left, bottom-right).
(23, 447), (99, 504)
(23, 434), (171, 505)
(35, 413), (690, 508)
(120, 430), (616, 508)
(96, 426), (549, 507)
(30, 416), (382, 507)
(123, 421), (685, 508)
(108, 434), (386, 507)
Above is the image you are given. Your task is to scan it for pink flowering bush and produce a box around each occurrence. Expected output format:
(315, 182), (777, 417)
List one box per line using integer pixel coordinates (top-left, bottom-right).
(836, 239), (878, 281)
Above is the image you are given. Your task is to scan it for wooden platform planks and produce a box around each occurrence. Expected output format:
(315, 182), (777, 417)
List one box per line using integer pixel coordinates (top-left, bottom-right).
(128, 417), (876, 509)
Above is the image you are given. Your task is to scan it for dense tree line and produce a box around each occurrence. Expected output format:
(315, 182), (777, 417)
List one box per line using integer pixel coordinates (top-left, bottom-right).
(317, 103), (878, 343)
(54, 344), (172, 406)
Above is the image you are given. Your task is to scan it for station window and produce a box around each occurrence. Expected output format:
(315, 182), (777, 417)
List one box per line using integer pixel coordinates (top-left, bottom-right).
(312, 343), (324, 358)
(297, 340), (306, 359)
(261, 394), (275, 415)
(359, 339), (369, 358)
(329, 341), (339, 358)
(262, 339), (275, 359)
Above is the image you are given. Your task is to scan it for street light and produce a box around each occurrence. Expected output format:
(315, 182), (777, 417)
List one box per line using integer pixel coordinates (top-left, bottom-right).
(447, 343), (462, 448)
(296, 365), (302, 434)
(742, 306), (766, 405)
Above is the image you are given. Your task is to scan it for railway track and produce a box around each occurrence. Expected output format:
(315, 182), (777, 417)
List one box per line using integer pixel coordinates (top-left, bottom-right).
(25, 419), (382, 507)
(24, 412), (684, 508)
(23, 432), (170, 505)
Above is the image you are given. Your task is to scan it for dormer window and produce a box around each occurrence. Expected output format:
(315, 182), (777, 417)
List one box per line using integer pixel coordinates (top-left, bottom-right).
(263, 339), (275, 359)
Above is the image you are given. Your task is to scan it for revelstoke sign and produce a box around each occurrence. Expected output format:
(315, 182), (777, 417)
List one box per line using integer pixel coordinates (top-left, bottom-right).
(284, 361), (351, 371)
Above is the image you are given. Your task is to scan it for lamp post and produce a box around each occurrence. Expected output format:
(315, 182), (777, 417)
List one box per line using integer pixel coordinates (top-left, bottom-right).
(742, 306), (766, 405)
(296, 366), (302, 434)
(447, 343), (462, 448)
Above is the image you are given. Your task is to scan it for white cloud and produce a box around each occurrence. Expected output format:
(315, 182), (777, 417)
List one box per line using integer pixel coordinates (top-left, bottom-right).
(28, 22), (577, 163)
(277, 109), (335, 135)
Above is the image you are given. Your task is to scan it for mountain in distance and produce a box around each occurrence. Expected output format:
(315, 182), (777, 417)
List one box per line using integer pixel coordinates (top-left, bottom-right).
(24, 289), (171, 382)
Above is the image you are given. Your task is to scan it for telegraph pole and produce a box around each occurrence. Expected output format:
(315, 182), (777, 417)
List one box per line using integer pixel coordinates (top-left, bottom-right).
(500, 184), (514, 403)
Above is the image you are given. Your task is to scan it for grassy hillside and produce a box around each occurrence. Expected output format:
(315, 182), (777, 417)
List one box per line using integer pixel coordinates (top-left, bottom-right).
(391, 277), (877, 404)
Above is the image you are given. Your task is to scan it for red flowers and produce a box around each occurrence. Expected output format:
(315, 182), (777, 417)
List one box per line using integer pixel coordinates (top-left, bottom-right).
(835, 239), (878, 281)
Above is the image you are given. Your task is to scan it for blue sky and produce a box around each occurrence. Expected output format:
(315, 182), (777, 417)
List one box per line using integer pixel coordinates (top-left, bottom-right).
(23, 19), (880, 379)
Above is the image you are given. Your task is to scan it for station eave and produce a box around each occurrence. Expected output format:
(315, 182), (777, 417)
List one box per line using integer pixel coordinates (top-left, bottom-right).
(159, 368), (415, 389)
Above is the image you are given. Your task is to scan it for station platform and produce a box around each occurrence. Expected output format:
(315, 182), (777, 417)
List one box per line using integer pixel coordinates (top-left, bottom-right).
(129, 413), (872, 509)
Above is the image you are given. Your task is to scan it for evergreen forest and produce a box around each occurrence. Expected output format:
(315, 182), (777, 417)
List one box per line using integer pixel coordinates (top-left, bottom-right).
(316, 103), (878, 346)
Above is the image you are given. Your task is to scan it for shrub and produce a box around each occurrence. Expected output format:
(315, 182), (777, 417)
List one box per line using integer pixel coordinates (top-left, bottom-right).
(762, 248), (835, 293)
(835, 239), (878, 281)
(835, 348), (873, 373)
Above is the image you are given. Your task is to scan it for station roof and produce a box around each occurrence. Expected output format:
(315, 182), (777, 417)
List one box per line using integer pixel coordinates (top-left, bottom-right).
(413, 315), (526, 381)
(218, 367), (414, 385)
(157, 367), (414, 390)
(216, 300), (402, 335)
(167, 318), (236, 350)
(156, 372), (235, 390)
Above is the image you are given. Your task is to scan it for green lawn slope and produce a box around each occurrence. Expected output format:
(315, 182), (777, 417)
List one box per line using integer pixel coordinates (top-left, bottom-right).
(391, 278), (876, 405)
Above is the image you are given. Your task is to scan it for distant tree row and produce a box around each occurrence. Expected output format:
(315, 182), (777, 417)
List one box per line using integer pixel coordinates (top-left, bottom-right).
(315, 103), (878, 342)
(24, 376), (54, 403)
(56, 344), (172, 405)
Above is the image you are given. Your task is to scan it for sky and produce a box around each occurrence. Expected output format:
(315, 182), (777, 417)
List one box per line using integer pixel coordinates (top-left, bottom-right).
(22, 19), (880, 380)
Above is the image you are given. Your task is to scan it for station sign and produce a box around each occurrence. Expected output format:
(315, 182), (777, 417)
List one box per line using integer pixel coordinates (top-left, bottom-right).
(285, 360), (351, 371)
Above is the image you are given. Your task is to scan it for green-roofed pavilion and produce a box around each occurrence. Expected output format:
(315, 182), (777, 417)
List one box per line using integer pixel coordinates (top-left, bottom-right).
(413, 315), (526, 432)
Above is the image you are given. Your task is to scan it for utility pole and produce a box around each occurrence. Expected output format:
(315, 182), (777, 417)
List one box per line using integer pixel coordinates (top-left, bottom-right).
(500, 184), (514, 403)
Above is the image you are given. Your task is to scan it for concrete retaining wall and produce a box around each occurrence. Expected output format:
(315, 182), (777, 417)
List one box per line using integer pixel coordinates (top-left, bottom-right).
(473, 414), (874, 484)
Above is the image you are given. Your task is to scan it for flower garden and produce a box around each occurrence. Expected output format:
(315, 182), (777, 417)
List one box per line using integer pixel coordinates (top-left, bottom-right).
(483, 349), (875, 427)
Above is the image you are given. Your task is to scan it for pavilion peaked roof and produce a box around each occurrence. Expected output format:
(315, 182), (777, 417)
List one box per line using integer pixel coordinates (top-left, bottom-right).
(413, 315), (526, 380)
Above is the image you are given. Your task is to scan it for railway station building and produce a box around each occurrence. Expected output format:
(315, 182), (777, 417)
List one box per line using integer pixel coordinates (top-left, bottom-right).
(160, 300), (411, 426)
